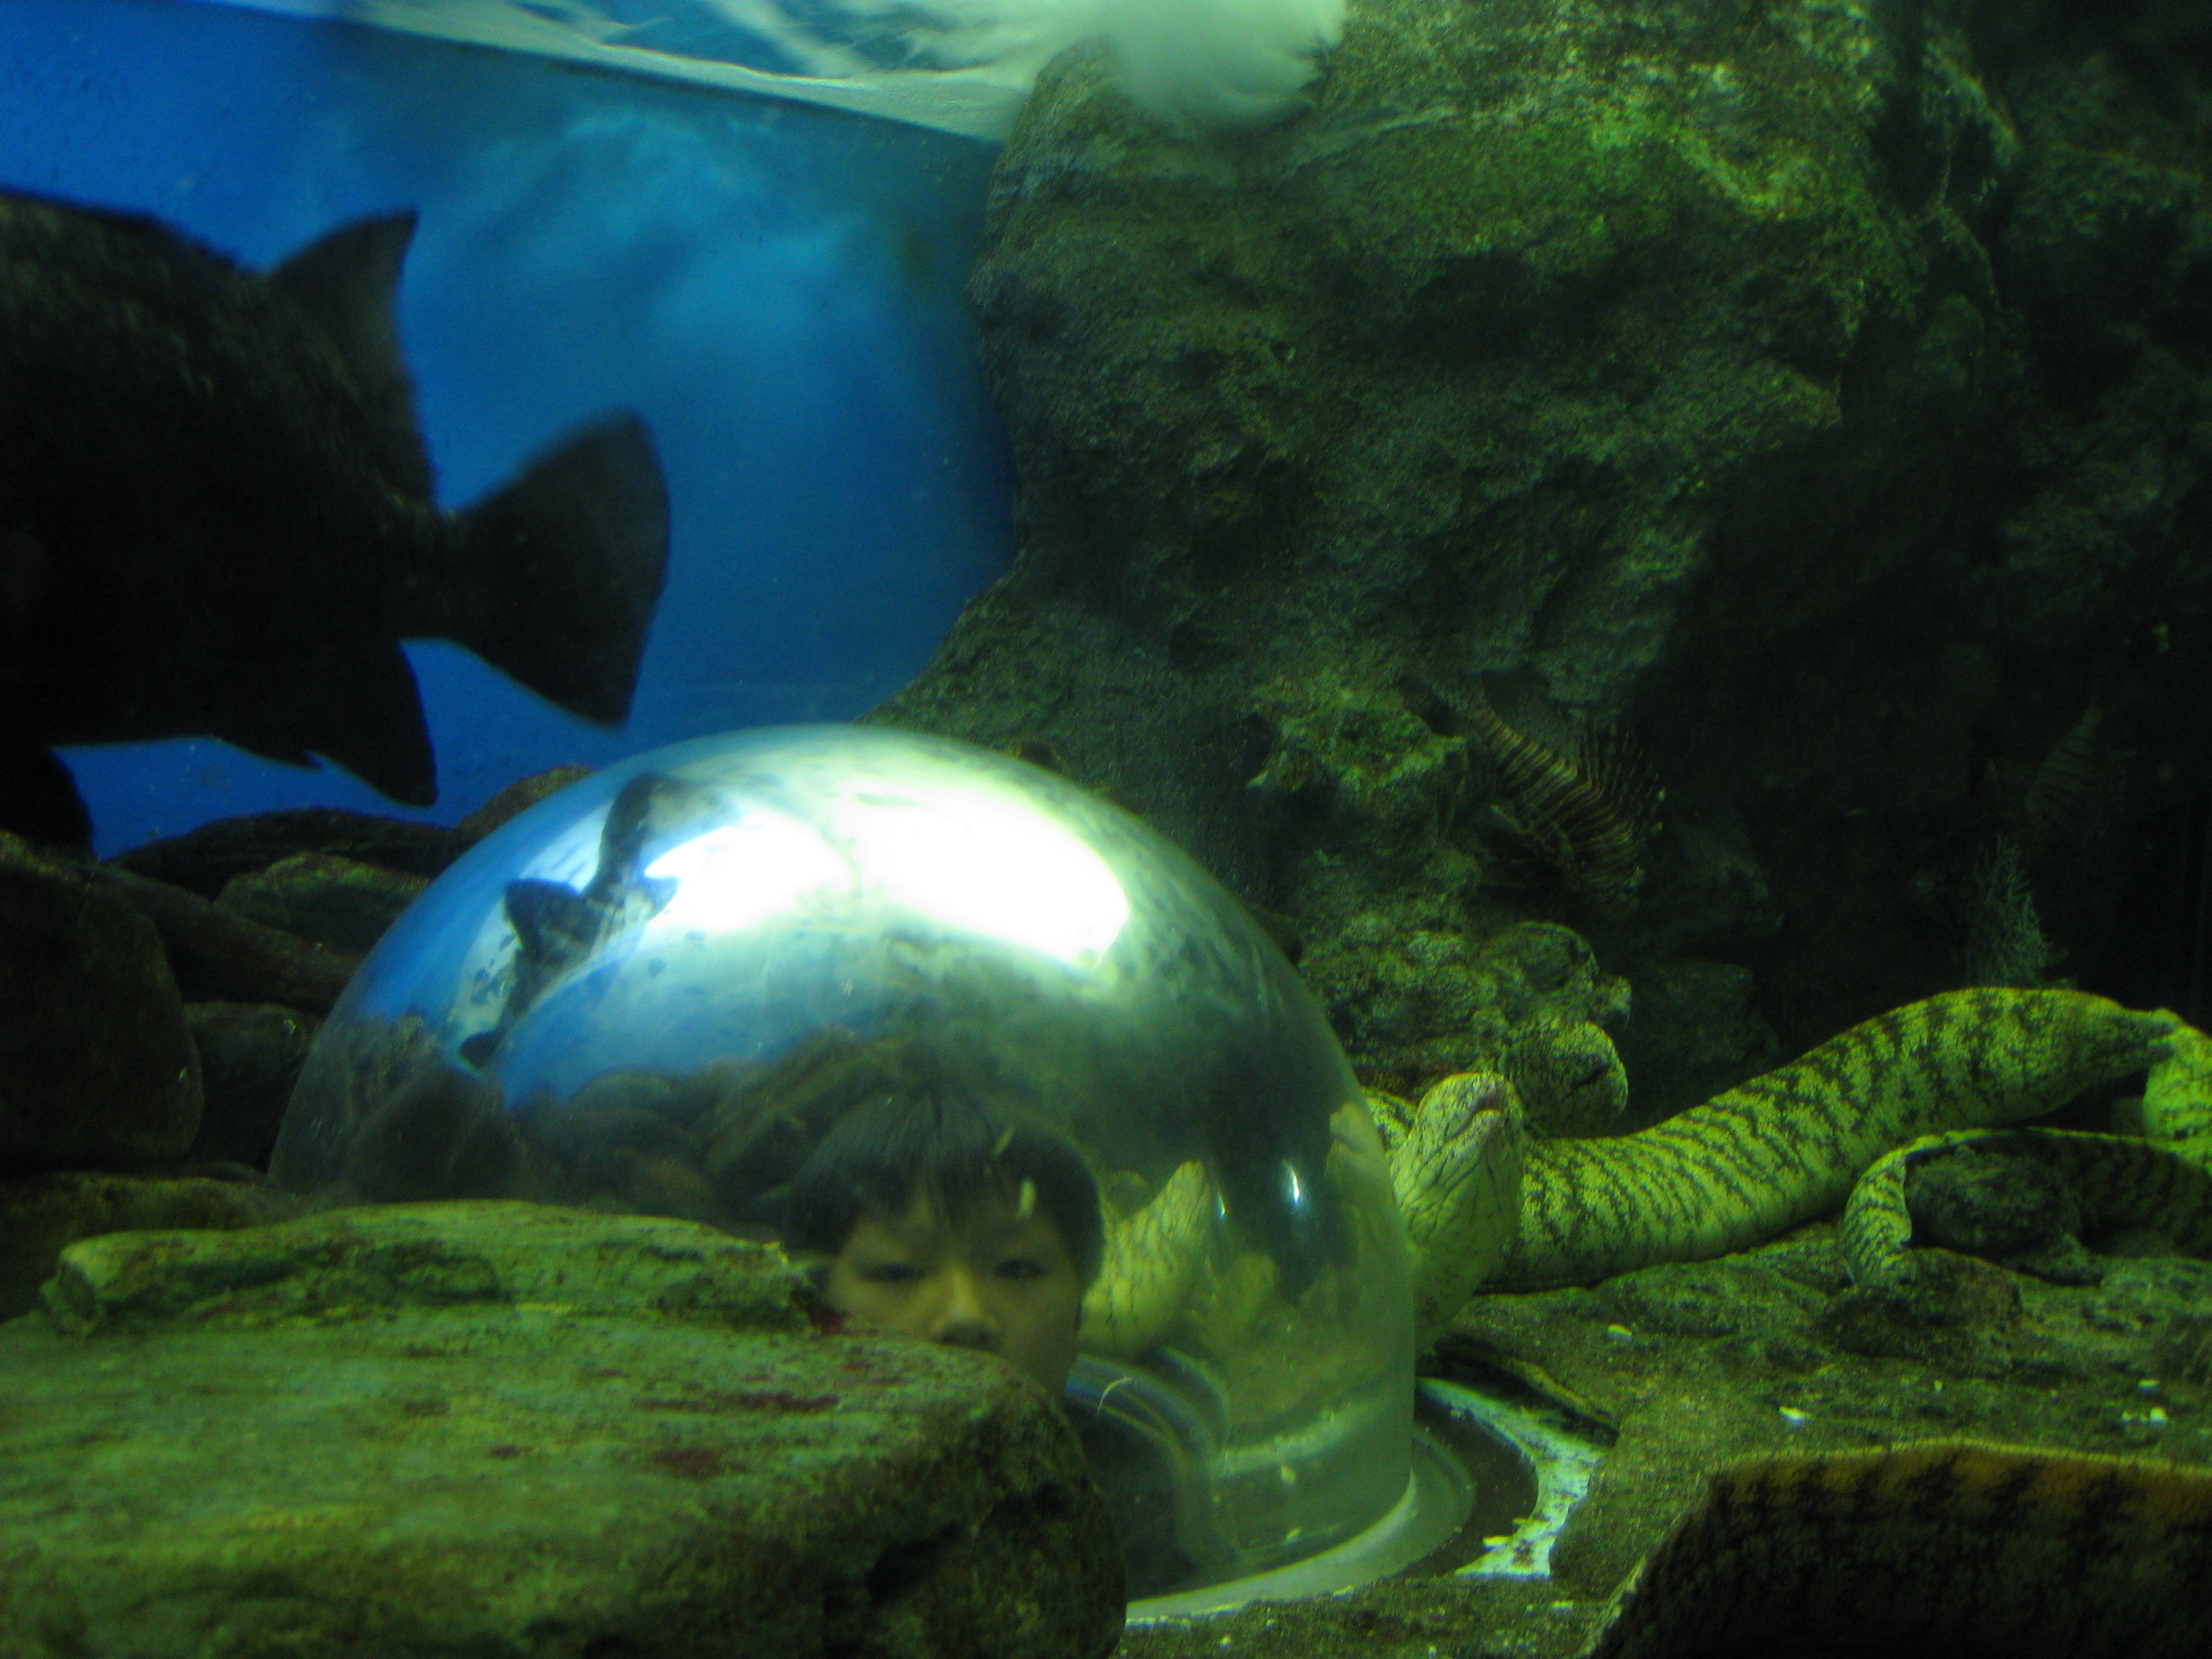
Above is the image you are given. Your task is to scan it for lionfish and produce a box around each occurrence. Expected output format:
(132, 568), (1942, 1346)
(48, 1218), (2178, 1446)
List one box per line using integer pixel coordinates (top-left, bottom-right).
(1453, 689), (1662, 915)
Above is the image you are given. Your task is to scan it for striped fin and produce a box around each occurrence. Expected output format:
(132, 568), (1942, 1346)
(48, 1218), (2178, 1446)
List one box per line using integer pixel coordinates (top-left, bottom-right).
(1842, 1126), (2212, 1283)
(1462, 700), (1659, 913)
(1502, 989), (2177, 1290)
(1581, 1441), (2212, 1659)
(2021, 705), (2121, 852)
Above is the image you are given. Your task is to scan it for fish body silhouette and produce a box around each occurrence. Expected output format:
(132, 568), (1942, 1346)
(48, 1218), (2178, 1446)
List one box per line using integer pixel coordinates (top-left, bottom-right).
(460, 771), (729, 1068)
(0, 190), (670, 833)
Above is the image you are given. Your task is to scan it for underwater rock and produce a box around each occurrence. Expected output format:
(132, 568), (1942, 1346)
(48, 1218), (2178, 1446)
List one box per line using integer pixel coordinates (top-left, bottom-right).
(1247, 664), (1472, 876)
(0, 1169), (298, 1320)
(107, 805), (474, 897)
(1996, 142), (2206, 396)
(184, 1002), (321, 1169)
(454, 763), (596, 838)
(881, 0), (2212, 1081)
(1607, 956), (1779, 1127)
(1814, 1248), (2027, 1366)
(217, 850), (430, 955)
(93, 863), (361, 1013)
(1, 1202), (1124, 1659)
(1318, 917), (1631, 1085)
(0, 832), (201, 1173)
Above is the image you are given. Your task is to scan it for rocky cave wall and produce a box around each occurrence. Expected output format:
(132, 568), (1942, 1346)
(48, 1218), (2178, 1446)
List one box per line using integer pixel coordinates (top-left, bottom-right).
(872, 0), (2212, 1117)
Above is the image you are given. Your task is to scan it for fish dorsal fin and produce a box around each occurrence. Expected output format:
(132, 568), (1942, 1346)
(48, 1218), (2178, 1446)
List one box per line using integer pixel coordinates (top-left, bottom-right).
(593, 773), (676, 892)
(270, 211), (434, 500)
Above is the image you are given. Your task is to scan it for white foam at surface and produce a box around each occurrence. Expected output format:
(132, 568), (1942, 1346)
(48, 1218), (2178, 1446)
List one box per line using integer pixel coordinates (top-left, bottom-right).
(196, 0), (1345, 140)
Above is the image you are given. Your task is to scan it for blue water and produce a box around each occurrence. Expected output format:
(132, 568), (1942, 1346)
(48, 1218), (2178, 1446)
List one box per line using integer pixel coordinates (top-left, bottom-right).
(0, 0), (1013, 856)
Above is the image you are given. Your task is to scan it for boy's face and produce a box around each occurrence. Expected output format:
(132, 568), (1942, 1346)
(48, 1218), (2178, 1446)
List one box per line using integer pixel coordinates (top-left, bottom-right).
(823, 1179), (1084, 1394)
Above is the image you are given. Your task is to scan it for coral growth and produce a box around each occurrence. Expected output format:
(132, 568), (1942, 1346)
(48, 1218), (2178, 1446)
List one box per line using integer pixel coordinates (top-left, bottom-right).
(1961, 838), (2063, 989)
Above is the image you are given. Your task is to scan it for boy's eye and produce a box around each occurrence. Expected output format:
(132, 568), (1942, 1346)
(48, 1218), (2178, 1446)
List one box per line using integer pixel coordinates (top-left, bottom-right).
(996, 1256), (1048, 1282)
(859, 1262), (924, 1285)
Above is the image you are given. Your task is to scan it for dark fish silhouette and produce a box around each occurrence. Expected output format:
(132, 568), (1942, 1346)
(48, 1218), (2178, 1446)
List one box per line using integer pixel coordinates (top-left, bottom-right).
(0, 189), (670, 841)
(460, 771), (727, 1068)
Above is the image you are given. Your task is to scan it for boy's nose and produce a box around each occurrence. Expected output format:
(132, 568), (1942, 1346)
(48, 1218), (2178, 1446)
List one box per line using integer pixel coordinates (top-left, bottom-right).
(930, 1267), (999, 1353)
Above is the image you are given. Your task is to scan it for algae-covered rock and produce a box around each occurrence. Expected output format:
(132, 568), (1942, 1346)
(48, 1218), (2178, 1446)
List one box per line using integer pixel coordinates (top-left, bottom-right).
(184, 1001), (321, 1168)
(0, 832), (201, 1173)
(455, 763), (596, 838)
(91, 862), (361, 1013)
(878, 0), (2209, 1095)
(0, 1202), (1124, 1659)
(872, 0), (2028, 1078)
(0, 1169), (300, 1320)
(216, 851), (430, 954)
(1313, 916), (1630, 1084)
(106, 806), (472, 897)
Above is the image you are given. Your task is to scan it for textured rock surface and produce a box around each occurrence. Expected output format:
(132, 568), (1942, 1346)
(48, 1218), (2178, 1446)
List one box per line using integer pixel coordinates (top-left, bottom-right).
(106, 806), (473, 898)
(1115, 1224), (2212, 1659)
(91, 861), (361, 1012)
(184, 1001), (322, 1168)
(0, 832), (201, 1173)
(216, 851), (430, 955)
(0, 1202), (1124, 1659)
(872, 0), (2211, 1108)
(0, 1170), (298, 1319)
(455, 763), (596, 839)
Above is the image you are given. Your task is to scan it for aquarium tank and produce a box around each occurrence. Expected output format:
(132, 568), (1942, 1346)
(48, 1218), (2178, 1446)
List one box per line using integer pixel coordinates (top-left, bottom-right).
(7, 0), (2212, 1652)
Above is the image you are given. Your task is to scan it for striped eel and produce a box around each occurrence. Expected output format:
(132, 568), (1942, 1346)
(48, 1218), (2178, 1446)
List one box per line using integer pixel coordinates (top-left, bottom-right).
(1841, 1018), (2212, 1282)
(1378, 987), (2179, 1345)
(1580, 1441), (2212, 1659)
(1090, 989), (2185, 1355)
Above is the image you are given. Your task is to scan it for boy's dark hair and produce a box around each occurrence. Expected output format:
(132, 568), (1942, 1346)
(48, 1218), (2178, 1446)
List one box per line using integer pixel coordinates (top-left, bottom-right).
(782, 1089), (1105, 1288)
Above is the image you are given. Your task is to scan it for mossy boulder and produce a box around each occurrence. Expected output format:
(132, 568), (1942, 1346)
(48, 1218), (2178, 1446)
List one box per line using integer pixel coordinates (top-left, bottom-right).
(0, 1202), (1124, 1658)
(0, 832), (201, 1172)
(876, 0), (2212, 1108)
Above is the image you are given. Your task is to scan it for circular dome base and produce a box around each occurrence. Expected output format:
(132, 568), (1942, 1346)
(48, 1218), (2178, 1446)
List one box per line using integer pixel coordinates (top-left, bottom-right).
(1124, 1378), (1603, 1622)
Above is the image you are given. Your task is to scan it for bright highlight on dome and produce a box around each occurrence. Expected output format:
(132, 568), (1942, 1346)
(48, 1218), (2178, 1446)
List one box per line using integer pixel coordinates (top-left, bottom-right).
(272, 724), (1416, 1605)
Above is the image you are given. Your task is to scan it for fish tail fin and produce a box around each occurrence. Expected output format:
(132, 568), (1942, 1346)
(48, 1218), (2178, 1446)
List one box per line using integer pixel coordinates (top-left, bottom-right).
(450, 412), (670, 724)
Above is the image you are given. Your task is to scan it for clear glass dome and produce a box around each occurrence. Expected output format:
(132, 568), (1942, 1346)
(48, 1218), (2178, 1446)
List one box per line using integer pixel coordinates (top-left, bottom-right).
(271, 724), (1414, 1600)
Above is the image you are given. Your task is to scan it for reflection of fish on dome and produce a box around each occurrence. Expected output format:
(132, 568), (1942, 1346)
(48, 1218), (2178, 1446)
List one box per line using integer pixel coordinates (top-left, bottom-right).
(459, 771), (733, 1067)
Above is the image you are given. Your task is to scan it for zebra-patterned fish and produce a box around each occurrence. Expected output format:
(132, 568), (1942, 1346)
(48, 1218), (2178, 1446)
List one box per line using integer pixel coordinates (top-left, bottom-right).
(1498, 988), (2177, 1290)
(1093, 988), (2179, 1354)
(1434, 680), (1661, 914)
